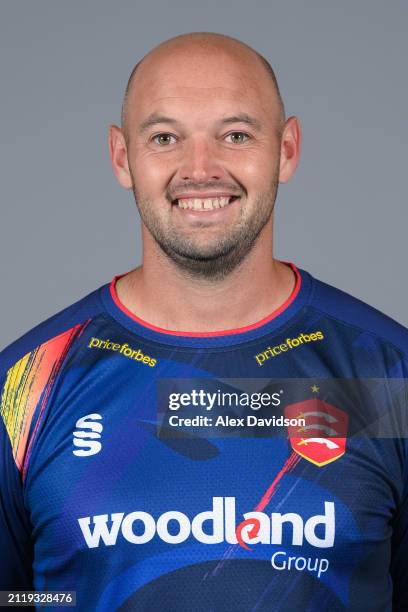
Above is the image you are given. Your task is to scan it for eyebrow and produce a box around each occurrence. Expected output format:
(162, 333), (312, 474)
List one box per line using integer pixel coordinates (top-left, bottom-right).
(139, 114), (180, 133)
(138, 112), (263, 133)
(219, 114), (262, 132)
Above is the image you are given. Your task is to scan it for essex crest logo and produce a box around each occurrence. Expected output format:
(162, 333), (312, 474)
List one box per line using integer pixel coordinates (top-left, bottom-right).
(285, 398), (348, 467)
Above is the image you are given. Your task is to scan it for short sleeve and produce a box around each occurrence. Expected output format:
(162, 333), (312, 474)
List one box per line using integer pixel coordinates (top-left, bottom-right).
(390, 438), (408, 610)
(0, 371), (34, 590)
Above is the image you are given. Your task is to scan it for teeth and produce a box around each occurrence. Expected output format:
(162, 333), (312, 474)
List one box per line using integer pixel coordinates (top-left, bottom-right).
(177, 196), (234, 211)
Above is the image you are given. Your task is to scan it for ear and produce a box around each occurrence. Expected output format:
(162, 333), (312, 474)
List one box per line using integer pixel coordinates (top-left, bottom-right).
(108, 125), (133, 189)
(278, 116), (302, 183)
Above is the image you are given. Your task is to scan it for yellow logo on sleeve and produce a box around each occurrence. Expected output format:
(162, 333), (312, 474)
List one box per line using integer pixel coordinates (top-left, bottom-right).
(88, 337), (157, 367)
(254, 331), (324, 366)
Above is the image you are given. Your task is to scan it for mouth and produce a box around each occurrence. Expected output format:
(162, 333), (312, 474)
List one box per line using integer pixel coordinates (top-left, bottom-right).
(172, 195), (240, 211)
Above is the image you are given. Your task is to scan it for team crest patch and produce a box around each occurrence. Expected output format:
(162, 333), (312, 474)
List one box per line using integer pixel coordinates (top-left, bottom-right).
(285, 399), (348, 467)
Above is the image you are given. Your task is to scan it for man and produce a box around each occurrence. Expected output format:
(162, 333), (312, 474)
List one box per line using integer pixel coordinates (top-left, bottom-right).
(1, 32), (407, 611)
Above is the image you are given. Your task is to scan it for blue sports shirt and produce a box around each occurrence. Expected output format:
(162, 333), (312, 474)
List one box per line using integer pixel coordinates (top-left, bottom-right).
(1, 264), (408, 611)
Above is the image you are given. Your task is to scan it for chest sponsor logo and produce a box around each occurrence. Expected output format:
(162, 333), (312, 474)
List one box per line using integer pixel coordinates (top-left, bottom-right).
(78, 497), (334, 548)
(72, 413), (103, 457)
(78, 497), (334, 578)
(285, 399), (348, 467)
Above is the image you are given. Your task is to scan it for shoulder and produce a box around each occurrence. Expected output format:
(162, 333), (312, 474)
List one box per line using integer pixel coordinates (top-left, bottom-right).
(0, 284), (108, 375)
(305, 270), (408, 357)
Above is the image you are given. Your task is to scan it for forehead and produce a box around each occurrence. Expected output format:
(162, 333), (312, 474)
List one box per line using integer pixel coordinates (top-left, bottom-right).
(127, 49), (277, 124)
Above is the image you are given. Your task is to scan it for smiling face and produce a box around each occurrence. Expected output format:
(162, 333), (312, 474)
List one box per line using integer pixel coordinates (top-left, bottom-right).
(110, 35), (300, 279)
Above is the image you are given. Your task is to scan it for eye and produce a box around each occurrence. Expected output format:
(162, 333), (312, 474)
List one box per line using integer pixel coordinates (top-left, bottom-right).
(225, 132), (250, 144)
(152, 133), (177, 146)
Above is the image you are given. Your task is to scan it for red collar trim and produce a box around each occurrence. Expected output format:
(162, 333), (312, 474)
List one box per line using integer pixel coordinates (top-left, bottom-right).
(109, 262), (301, 338)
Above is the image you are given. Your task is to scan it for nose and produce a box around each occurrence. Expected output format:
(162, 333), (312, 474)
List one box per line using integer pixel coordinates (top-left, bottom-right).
(177, 136), (225, 183)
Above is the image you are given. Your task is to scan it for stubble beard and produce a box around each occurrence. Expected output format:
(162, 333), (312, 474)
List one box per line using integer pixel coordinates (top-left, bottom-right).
(131, 179), (279, 281)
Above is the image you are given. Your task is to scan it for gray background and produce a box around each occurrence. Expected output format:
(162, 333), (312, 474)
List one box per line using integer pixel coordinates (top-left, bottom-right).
(1, 1), (407, 348)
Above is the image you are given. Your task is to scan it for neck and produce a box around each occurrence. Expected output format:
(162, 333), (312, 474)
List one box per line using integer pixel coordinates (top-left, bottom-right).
(116, 229), (296, 334)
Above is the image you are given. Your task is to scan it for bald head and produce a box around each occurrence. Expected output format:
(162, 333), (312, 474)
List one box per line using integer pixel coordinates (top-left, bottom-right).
(121, 32), (285, 136)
